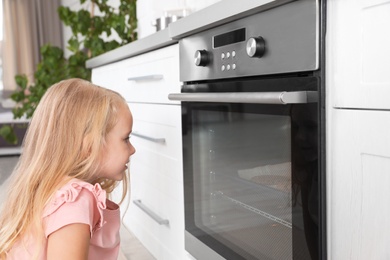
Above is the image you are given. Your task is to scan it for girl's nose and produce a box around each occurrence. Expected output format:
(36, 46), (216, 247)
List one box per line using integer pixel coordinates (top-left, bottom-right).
(130, 144), (136, 156)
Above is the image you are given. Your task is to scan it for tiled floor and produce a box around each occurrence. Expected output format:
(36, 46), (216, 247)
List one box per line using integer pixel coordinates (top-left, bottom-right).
(120, 225), (155, 260)
(0, 154), (155, 260)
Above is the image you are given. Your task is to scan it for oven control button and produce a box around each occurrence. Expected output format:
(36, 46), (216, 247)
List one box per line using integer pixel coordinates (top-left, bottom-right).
(232, 51), (236, 57)
(246, 36), (265, 58)
(194, 50), (209, 66)
(227, 64), (231, 70)
(221, 65), (225, 71)
(221, 53), (225, 59)
(232, 64), (236, 70)
(226, 52), (231, 58)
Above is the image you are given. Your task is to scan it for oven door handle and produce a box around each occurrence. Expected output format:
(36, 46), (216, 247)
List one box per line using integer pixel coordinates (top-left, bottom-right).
(168, 91), (317, 104)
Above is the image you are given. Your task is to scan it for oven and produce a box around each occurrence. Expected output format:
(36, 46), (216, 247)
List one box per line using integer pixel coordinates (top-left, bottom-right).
(168, 0), (325, 259)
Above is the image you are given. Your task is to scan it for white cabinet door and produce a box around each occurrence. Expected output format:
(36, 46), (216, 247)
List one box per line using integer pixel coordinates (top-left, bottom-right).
(328, 108), (390, 259)
(327, 0), (390, 109)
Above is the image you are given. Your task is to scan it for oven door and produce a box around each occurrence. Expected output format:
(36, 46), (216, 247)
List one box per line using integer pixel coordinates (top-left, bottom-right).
(169, 75), (324, 260)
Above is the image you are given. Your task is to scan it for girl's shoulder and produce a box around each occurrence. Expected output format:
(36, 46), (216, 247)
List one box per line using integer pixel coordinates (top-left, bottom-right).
(43, 179), (108, 229)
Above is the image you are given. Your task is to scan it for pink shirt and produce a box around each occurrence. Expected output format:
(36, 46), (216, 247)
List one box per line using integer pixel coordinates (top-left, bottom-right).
(7, 179), (121, 259)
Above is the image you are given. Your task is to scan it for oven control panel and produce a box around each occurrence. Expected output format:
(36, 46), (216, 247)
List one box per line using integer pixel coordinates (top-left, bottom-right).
(194, 35), (266, 72)
(179, 0), (319, 82)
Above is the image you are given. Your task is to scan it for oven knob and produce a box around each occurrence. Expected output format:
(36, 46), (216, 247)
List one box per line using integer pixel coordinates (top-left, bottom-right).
(246, 36), (266, 58)
(194, 50), (209, 66)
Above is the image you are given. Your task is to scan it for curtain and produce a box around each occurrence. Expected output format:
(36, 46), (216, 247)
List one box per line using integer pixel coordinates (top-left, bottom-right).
(2, 0), (63, 91)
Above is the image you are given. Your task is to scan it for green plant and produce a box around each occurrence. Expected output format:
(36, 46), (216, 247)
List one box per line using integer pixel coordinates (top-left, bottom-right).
(0, 0), (137, 144)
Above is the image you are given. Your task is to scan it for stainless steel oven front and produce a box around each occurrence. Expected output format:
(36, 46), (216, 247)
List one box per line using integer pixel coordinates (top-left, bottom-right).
(168, 0), (325, 259)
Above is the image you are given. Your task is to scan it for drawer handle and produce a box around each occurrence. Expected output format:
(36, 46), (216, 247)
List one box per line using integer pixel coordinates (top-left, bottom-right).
(127, 75), (163, 82)
(132, 132), (166, 144)
(133, 200), (169, 225)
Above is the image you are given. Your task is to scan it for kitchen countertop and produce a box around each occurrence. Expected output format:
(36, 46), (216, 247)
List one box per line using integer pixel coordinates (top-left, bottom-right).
(86, 0), (294, 69)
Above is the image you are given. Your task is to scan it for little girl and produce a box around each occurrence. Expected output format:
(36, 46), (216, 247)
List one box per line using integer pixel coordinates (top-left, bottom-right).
(0, 78), (136, 259)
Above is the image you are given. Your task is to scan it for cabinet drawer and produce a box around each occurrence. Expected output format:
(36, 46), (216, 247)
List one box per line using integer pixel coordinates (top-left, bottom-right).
(91, 44), (179, 104)
(124, 183), (185, 260)
(129, 103), (182, 160)
(130, 146), (183, 197)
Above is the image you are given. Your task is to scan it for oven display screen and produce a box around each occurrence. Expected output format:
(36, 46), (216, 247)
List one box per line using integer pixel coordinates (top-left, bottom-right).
(213, 28), (246, 48)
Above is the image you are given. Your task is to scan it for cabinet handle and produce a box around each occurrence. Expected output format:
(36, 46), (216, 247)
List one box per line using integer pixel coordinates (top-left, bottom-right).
(127, 75), (163, 82)
(133, 200), (169, 225)
(168, 91), (317, 104)
(131, 132), (166, 144)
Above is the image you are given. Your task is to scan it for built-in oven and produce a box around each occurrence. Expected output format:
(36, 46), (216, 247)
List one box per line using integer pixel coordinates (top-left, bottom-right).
(168, 0), (325, 259)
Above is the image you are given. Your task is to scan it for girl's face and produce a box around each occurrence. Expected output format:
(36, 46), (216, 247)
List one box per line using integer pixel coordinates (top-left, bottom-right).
(98, 104), (136, 181)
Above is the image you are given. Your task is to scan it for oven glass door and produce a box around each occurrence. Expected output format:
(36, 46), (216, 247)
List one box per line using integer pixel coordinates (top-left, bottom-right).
(180, 76), (322, 260)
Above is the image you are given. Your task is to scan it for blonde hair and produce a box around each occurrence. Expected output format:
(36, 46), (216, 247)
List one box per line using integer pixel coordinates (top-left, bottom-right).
(0, 78), (130, 258)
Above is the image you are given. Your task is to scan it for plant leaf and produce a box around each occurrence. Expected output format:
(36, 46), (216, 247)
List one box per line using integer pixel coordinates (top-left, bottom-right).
(0, 125), (18, 145)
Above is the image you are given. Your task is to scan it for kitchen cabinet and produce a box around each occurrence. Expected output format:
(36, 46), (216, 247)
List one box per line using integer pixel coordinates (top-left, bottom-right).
(91, 44), (186, 260)
(327, 1), (390, 258)
(328, 108), (390, 259)
(327, 0), (390, 109)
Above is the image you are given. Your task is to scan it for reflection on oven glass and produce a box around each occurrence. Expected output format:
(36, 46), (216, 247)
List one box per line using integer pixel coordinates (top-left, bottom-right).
(291, 103), (319, 260)
(238, 162), (291, 192)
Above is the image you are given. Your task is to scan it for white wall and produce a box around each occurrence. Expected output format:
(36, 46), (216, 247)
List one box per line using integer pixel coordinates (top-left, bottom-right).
(61, 0), (223, 52)
(136, 0), (222, 39)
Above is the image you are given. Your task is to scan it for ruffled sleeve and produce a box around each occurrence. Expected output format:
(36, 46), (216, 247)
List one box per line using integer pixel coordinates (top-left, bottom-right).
(43, 179), (107, 238)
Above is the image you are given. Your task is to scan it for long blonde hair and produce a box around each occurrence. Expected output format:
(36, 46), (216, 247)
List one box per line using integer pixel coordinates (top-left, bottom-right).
(0, 78), (130, 258)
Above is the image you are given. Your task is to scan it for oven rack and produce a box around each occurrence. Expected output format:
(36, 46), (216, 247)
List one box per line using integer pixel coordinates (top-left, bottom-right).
(215, 191), (292, 229)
